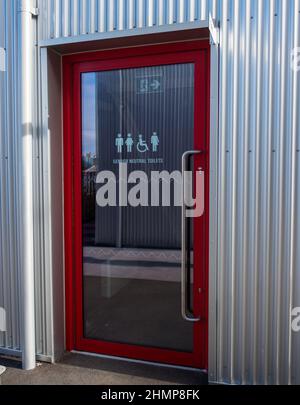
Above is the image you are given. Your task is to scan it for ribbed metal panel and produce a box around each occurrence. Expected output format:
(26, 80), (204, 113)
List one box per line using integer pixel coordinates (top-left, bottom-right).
(0, 0), (53, 361)
(0, 0), (299, 385)
(217, 0), (300, 385)
(0, 0), (22, 353)
(38, 0), (214, 40)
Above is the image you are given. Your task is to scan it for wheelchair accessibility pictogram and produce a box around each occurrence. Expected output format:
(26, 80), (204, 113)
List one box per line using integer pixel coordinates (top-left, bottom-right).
(137, 134), (149, 153)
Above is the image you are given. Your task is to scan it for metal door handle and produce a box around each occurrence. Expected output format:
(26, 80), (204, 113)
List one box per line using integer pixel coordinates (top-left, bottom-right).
(181, 150), (203, 322)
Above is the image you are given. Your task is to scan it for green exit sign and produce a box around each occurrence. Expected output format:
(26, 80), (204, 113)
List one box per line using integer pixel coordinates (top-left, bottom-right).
(136, 75), (163, 94)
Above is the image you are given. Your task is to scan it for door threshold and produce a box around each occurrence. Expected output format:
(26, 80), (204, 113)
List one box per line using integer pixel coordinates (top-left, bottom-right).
(71, 350), (207, 374)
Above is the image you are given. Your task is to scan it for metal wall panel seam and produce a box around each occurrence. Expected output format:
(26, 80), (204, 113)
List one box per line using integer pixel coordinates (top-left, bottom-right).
(39, 3), (56, 358)
(230, 0), (240, 384)
(13, 0), (22, 351)
(54, 0), (61, 38)
(208, 27), (220, 383)
(97, 0), (106, 32)
(283, 3), (295, 383)
(80, 0), (87, 35)
(39, 46), (55, 359)
(252, 0), (264, 385)
(177, 0), (184, 23)
(62, 0), (70, 37)
(35, 21), (47, 356)
(288, 0), (298, 385)
(275, 0), (288, 385)
(6, 0), (18, 351)
(258, 0), (271, 384)
(46, 0), (51, 40)
(127, 0), (135, 29)
(240, 0), (251, 385)
(271, 0), (278, 385)
(284, 2), (294, 384)
(200, 0), (207, 21)
(237, 0), (246, 384)
(49, 0), (54, 38)
(107, 0), (114, 31)
(168, 0), (175, 25)
(224, 0), (233, 383)
(0, 0), (5, 350)
(264, 0), (276, 385)
(217, 0), (229, 383)
(189, 0), (196, 21)
(90, 0), (97, 34)
(211, 0), (217, 20)
(0, 1), (5, 349)
(0, 0), (10, 350)
(246, 0), (257, 384)
(118, 0), (125, 30)
(289, 0), (300, 385)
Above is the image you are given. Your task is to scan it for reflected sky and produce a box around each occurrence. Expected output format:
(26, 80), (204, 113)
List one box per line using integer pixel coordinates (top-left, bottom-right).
(82, 72), (96, 155)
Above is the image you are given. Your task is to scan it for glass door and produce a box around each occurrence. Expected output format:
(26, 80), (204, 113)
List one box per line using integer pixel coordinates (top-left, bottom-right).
(67, 43), (209, 368)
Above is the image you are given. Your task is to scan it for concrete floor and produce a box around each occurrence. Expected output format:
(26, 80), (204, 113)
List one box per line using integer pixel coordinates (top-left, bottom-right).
(0, 353), (207, 385)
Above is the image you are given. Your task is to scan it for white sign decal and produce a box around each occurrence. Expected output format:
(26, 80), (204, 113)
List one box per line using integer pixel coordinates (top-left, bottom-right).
(137, 75), (162, 94)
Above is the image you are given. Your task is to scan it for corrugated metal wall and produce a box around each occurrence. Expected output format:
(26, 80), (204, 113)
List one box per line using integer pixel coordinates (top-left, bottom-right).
(38, 0), (217, 40)
(0, 0), (22, 355)
(0, 0), (300, 385)
(0, 0), (53, 361)
(217, 0), (300, 385)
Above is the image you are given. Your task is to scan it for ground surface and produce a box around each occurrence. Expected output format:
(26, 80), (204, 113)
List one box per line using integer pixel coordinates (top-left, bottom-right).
(0, 352), (207, 385)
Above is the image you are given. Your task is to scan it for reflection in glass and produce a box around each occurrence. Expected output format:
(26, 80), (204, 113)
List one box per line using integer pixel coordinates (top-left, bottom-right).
(81, 64), (195, 352)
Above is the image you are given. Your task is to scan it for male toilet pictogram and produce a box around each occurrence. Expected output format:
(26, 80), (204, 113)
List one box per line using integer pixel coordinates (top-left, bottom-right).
(115, 134), (124, 153)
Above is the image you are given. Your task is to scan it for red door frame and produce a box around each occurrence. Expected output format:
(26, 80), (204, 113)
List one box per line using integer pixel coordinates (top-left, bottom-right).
(63, 40), (210, 369)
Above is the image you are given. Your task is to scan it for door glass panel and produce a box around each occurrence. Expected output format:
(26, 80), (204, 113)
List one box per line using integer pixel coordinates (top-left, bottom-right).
(81, 64), (195, 352)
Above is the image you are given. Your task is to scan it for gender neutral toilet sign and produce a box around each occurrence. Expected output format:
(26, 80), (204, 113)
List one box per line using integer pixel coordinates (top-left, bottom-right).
(115, 132), (160, 154)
